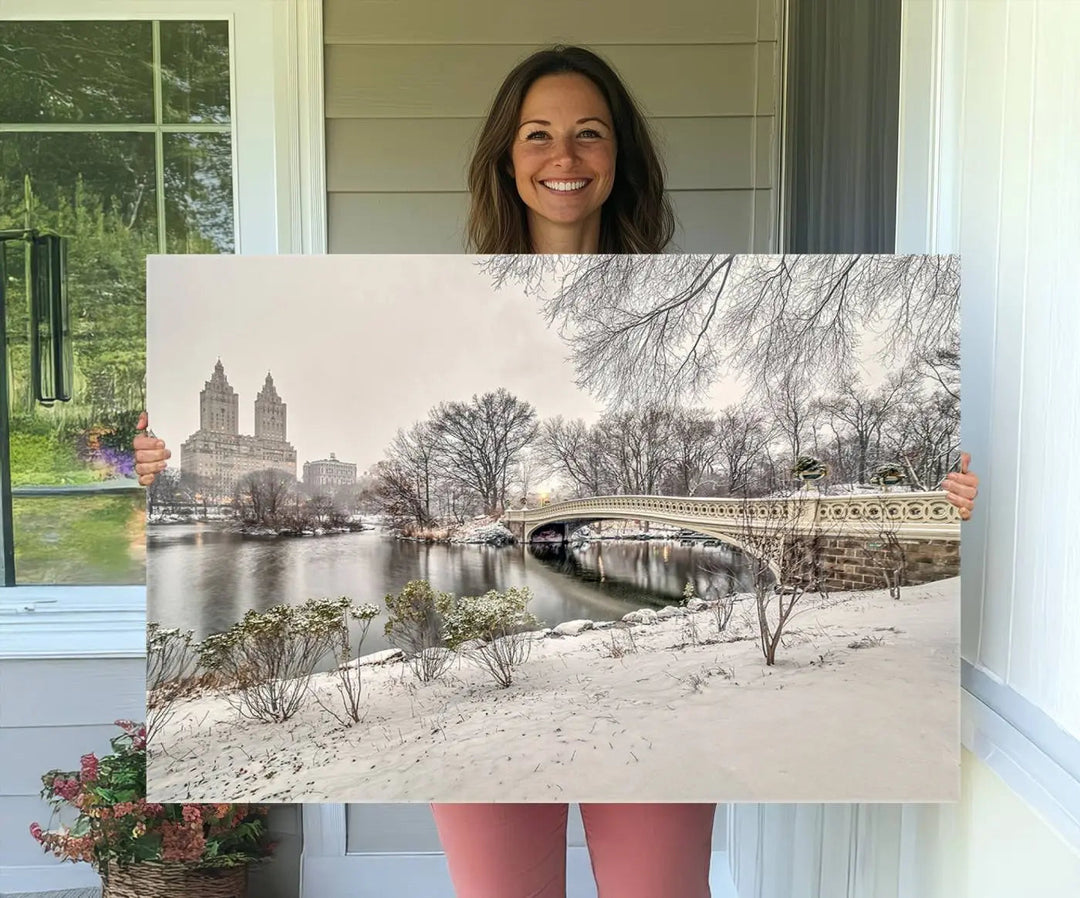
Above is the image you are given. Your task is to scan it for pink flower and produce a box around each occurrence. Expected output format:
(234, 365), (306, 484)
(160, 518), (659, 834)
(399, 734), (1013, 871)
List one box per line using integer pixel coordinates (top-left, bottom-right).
(182, 805), (203, 825)
(51, 776), (81, 801)
(161, 821), (206, 862)
(29, 822), (43, 842)
(79, 753), (99, 782)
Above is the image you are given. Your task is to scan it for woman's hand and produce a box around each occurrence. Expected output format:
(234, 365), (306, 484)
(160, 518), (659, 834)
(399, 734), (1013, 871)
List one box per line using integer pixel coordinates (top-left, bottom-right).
(942, 451), (979, 521)
(133, 411), (171, 487)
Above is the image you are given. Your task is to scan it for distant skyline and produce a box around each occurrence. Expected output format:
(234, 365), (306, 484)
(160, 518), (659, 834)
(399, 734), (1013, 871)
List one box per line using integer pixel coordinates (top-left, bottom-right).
(146, 255), (894, 479)
(147, 256), (617, 476)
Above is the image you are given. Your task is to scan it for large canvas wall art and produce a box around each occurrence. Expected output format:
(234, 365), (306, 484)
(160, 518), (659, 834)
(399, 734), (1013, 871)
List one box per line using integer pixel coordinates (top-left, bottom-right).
(145, 253), (961, 803)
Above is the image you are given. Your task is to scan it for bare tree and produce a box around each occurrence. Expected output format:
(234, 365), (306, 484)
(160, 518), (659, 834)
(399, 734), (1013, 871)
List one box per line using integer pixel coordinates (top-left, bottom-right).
(430, 388), (539, 515)
(535, 416), (614, 497)
(373, 422), (441, 528)
(715, 402), (771, 495)
(595, 405), (674, 495)
(858, 492), (908, 600)
(735, 488), (833, 665)
(480, 254), (959, 408)
(819, 371), (913, 484)
(145, 467), (186, 520)
(317, 602), (380, 726)
(234, 468), (297, 528)
(665, 407), (721, 496)
(764, 367), (818, 465)
(883, 388), (959, 491)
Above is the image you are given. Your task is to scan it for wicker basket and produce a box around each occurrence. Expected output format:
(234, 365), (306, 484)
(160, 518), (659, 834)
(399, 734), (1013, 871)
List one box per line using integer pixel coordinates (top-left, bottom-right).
(101, 861), (248, 898)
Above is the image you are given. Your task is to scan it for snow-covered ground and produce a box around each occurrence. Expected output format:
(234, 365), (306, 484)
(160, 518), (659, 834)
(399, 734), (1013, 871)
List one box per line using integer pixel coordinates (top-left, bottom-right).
(148, 578), (959, 805)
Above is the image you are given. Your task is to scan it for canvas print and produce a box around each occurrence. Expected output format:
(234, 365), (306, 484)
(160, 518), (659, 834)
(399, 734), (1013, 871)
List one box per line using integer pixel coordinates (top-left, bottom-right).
(144, 253), (961, 803)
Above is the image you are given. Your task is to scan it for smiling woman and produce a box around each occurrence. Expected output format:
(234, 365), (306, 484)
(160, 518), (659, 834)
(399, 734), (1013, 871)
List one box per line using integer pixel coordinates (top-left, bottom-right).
(466, 45), (673, 254)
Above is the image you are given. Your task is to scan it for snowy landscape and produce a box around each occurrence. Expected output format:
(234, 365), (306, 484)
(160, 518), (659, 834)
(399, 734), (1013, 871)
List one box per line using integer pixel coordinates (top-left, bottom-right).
(148, 576), (959, 803)
(146, 253), (961, 804)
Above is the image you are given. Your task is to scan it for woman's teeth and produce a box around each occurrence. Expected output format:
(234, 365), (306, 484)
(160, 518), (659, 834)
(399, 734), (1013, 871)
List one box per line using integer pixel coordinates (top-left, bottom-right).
(542, 180), (588, 192)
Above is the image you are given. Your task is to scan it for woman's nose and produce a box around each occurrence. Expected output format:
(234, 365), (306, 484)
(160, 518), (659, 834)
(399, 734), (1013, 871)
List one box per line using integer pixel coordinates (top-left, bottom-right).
(548, 136), (579, 165)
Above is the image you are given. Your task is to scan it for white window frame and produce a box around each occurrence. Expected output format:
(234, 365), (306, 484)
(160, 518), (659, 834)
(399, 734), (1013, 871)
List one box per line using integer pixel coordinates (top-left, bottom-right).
(896, 0), (1080, 854)
(0, 0), (326, 660)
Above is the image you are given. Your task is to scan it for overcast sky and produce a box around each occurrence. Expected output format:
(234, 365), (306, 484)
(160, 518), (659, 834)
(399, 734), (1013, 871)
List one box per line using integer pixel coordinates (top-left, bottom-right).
(146, 256), (731, 473)
(145, 255), (903, 475)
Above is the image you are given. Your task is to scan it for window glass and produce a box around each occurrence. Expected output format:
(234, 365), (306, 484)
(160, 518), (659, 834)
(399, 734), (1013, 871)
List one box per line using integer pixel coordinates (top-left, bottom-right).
(0, 19), (234, 585)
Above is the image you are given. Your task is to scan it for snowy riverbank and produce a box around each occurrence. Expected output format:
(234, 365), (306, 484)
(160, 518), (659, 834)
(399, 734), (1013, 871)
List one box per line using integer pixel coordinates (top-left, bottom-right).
(148, 578), (959, 805)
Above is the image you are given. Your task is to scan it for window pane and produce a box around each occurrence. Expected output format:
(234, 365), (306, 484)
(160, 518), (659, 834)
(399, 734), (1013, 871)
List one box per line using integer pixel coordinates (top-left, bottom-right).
(12, 492), (145, 584)
(160, 21), (232, 124)
(0, 21), (154, 124)
(164, 132), (235, 253)
(2, 132), (156, 483)
(2, 132), (155, 584)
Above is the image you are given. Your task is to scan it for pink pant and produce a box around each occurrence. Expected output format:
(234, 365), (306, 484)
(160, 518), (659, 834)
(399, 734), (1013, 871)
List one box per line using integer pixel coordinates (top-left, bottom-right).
(431, 803), (716, 898)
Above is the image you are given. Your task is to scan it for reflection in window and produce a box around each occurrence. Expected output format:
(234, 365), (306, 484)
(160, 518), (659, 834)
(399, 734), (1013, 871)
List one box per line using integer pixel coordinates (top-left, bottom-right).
(13, 492), (146, 585)
(0, 19), (234, 585)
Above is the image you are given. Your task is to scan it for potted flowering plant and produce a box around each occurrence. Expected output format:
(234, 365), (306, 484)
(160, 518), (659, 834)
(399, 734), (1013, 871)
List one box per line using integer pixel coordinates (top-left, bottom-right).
(30, 720), (274, 898)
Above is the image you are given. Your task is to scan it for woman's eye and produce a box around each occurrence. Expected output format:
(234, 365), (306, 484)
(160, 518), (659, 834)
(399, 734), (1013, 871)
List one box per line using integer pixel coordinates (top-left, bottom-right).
(579, 129), (602, 138)
(524, 130), (550, 140)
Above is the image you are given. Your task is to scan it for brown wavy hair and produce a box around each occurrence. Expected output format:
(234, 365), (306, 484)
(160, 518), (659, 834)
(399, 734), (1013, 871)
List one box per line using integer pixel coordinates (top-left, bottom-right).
(466, 45), (675, 254)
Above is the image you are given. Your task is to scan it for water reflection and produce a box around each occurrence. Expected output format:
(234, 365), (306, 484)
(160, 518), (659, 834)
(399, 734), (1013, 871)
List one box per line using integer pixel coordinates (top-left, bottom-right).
(147, 524), (755, 667)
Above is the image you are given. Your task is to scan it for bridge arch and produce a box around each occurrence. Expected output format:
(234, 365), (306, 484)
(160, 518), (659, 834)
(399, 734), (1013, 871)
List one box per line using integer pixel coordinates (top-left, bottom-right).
(519, 510), (781, 581)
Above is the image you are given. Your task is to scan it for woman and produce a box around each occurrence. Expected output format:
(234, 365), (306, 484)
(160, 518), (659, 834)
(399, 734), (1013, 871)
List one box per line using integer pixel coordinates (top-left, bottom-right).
(134, 46), (979, 898)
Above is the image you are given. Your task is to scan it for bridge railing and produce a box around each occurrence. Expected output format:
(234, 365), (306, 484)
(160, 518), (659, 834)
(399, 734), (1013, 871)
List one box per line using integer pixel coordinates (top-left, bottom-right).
(503, 491), (960, 540)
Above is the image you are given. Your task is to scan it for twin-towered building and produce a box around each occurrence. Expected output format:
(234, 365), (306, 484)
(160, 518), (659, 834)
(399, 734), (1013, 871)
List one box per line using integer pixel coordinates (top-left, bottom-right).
(181, 361), (356, 501)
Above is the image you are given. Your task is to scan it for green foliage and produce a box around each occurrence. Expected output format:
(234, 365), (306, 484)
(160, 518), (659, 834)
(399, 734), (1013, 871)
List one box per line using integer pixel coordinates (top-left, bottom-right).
(12, 492), (145, 584)
(438, 586), (541, 648)
(383, 579), (455, 683)
(195, 598), (378, 723)
(383, 579), (451, 641)
(31, 720), (274, 871)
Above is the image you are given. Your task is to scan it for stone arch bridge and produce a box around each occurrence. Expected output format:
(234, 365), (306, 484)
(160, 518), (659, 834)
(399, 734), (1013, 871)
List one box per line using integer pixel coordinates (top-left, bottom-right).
(503, 492), (961, 592)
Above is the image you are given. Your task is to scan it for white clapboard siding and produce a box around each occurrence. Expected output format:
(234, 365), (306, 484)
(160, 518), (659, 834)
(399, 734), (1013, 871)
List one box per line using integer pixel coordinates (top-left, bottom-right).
(326, 44), (769, 119)
(324, 0), (762, 45)
(324, 0), (781, 254)
(914, 0), (1080, 736)
(326, 117), (775, 193)
(0, 659), (146, 729)
(0, 657), (145, 882)
(328, 189), (760, 254)
(728, 804), (909, 898)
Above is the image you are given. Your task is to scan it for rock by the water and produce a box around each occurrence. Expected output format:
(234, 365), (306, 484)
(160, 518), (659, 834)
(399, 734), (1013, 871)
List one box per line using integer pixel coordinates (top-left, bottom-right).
(553, 619), (594, 636)
(686, 598), (707, 612)
(352, 649), (404, 667)
(656, 606), (683, 620)
(622, 609), (658, 625)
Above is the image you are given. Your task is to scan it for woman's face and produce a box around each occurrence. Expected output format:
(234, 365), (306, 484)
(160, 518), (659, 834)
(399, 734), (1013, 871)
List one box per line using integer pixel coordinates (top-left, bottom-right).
(509, 73), (617, 234)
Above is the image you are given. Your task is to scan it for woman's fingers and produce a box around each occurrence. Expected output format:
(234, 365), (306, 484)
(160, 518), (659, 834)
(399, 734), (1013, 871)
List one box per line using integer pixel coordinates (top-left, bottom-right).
(944, 477), (978, 500)
(135, 460), (168, 475)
